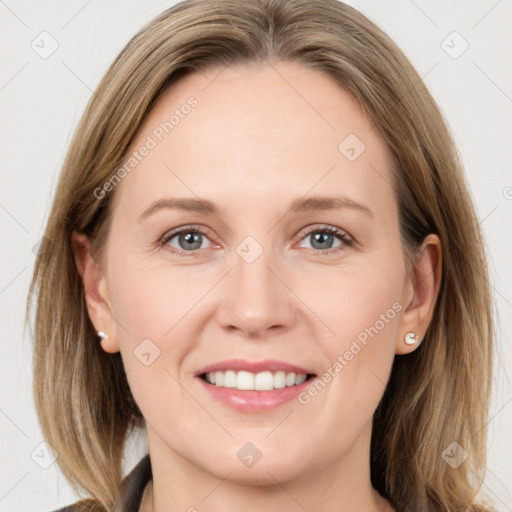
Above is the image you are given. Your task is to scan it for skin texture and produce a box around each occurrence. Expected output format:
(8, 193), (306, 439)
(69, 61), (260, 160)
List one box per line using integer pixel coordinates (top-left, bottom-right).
(73, 62), (442, 512)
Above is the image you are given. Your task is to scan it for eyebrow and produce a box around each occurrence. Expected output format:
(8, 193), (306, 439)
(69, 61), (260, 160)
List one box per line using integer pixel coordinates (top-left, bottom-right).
(138, 195), (373, 220)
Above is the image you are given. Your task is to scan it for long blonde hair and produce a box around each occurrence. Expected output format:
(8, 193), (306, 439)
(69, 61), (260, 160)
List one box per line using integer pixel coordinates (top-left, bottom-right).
(27, 1), (495, 510)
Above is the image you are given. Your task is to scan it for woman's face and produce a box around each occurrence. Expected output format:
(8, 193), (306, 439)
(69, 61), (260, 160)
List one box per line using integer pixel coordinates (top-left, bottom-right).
(97, 62), (416, 484)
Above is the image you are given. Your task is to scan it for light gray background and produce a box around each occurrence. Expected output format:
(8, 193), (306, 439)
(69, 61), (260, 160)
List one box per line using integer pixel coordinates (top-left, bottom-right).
(1, 1), (511, 511)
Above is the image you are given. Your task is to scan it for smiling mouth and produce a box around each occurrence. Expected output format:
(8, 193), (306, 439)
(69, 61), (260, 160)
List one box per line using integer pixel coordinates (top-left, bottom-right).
(200, 370), (317, 391)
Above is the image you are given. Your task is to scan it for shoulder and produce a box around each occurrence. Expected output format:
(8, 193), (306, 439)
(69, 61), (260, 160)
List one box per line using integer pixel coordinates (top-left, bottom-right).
(48, 454), (152, 512)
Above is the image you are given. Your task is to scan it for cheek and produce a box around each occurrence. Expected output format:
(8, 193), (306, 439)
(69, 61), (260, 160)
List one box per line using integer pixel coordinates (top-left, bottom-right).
(107, 263), (198, 430)
(297, 254), (404, 418)
(108, 256), (210, 339)
(106, 259), (224, 419)
(298, 253), (404, 346)
(104, 258), (198, 398)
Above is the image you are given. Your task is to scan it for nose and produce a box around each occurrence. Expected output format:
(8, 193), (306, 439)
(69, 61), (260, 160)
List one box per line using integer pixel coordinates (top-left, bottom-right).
(215, 246), (296, 339)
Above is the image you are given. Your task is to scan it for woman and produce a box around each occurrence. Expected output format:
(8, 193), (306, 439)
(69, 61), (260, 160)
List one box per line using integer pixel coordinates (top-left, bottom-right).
(27, 0), (496, 511)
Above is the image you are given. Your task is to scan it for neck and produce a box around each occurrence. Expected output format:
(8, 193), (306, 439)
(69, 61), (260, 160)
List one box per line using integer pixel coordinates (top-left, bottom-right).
(139, 421), (394, 512)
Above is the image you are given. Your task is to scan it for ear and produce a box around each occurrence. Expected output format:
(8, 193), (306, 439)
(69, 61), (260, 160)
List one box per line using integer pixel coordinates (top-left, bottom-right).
(396, 233), (442, 355)
(71, 232), (120, 354)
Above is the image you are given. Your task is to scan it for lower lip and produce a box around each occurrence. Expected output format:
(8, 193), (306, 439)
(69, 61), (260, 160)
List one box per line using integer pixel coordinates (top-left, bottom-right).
(197, 376), (316, 412)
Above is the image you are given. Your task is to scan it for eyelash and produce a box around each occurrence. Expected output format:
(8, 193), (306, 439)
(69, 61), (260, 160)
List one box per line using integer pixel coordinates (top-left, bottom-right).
(158, 224), (353, 258)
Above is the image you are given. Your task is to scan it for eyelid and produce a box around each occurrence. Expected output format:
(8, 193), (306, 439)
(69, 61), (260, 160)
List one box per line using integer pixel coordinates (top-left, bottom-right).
(299, 224), (352, 242)
(295, 224), (353, 253)
(159, 223), (353, 257)
(158, 224), (214, 248)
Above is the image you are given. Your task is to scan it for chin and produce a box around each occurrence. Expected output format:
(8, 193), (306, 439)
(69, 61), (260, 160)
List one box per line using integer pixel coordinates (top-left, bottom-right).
(201, 446), (313, 486)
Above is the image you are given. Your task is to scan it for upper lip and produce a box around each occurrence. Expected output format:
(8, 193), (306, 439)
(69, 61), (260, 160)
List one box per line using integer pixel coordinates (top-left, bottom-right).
(195, 359), (316, 376)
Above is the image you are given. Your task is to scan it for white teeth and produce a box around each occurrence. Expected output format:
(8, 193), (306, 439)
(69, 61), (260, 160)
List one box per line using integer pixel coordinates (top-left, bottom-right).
(223, 370), (237, 388)
(237, 371), (255, 390)
(295, 374), (307, 385)
(204, 370), (310, 390)
(274, 370), (286, 389)
(255, 371), (273, 390)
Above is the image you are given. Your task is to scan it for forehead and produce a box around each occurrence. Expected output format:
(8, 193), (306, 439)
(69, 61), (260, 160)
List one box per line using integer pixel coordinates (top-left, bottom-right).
(112, 62), (396, 218)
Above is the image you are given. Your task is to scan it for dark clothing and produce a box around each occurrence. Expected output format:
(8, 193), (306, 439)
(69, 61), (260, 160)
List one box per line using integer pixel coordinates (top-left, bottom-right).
(52, 454), (152, 512)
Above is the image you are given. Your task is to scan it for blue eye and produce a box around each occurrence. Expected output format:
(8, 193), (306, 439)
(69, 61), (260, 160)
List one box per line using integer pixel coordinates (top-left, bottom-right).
(298, 225), (353, 254)
(162, 226), (211, 256)
(160, 224), (352, 257)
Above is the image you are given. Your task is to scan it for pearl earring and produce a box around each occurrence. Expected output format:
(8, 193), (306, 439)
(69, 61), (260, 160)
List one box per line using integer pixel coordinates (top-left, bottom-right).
(404, 331), (418, 345)
(97, 331), (109, 341)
